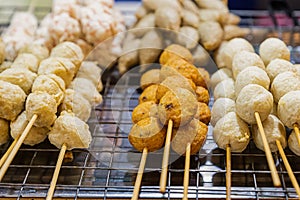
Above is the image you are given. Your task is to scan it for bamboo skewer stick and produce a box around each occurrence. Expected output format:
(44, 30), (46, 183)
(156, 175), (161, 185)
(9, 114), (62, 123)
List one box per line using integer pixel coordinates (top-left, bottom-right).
(27, 0), (36, 13)
(226, 144), (231, 200)
(254, 112), (281, 187)
(160, 120), (173, 193)
(276, 140), (300, 198)
(131, 148), (148, 200)
(182, 143), (191, 200)
(0, 114), (37, 181)
(0, 134), (21, 168)
(46, 143), (67, 200)
(293, 124), (300, 147)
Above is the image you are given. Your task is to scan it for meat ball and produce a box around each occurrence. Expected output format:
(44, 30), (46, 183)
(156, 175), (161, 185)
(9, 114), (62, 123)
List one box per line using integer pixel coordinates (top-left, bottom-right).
(252, 114), (287, 152)
(194, 102), (211, 125)
(18, 43), (49, 62)
(0, 118), (9, 145)
(211, 98), (235, 127)
(271, 71), (300, 103)
(277, 90), (300, 129)
(232, 51), (265, 79)
(132, 101), (158, 124)
(288, 130), (300, 156)
(59, 89), (91, 122)
(155, 6), (181, 31)
(259, 37), (290, 66)
(198, 21), (223, 51)
(128, 117), (166, 152)
(77, 61), (103, 92)
(160, 44), (193, 65)
(140, 69), (160, 90)
(214, 78), (236, 100)
(213, 112), (250, 152)
(171, 118), (208, 155)
(235, 66), (270, 95)
(32, 74), (65, 106)
(11, 53), (39, 73)
(210, 68), (232, 89)
(266, 59), (296, 82)
(10, 111), (49, 146)
(236, 84), (273, 124)
(48, 111), (92, 150)
(139, 84), (159, 104)
(158, 87), (198, 127)
(0, 68), (37, 94)
(195, 86), (209, 104)
(69, 78), (103, 105)
(223, 38), (254, 69)
(26, 92), (57, 127)
(0, 80), (26, 121)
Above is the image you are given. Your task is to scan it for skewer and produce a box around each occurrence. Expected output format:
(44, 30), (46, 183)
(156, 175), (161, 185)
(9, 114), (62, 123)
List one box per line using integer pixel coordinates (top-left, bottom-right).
(28, 0), (36, 14)
(275, 140), (300, 197)
(46, 143), (67, 200)
(160, 120), (173, 193)
(0, 114), (37, 181)
(132, 148), (148, 200)
(293, 124), (300, 147)
(182, 143), (191, 200)
(226, 144), (231, 200)
(0, 134), (20, 168)
(254, 112), (281, 187)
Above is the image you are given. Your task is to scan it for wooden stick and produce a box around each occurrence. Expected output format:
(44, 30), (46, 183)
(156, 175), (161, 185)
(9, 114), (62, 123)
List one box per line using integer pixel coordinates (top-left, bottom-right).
(27, 0), (36, 13)
(0, 134), (21, 168)
(293, 124), (300, 147)
(226, 144), (231, 200)
(160, 120), (173, 193)
(46, 143), (67, 200)
(131, 148), (148, 200)
(276, 140), (300, 197)
(182, 143), (191, 200)
(254, 112), (281, 187)
(0, 114), (37, 181)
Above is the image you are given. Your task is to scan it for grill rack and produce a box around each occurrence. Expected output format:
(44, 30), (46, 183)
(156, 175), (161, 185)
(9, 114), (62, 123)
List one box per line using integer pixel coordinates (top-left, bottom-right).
(0, 2), (300, 199)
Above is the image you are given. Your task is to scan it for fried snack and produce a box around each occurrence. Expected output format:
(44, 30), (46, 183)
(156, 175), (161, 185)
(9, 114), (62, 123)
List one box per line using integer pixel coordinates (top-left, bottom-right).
(211, 97), (235, 126)
(0, 118), (9, 145)
(171, 118), (207, 155)
(288, 130), (300, 156)
(198, 21), (223, 51)
(143, 0), (182, 12)
(77, 61), (103, 92)
(177, 26), (199, 49)
(198, 9), (223, 22)
(155, 6), (181, 31)
(213, 112), (250, 152)
(198, 68), (210, 86)
(223, 25), (249, 41)
(181, 0), (199, 14)
(128, 117), (166, 152)
(195, 86), (209, 104)
(252, 114), (287, 152)
(214, 41), (228, 68)
(210, 68), (232, 89)
(182, 9), (199, 28)
(11, 111), (49, 146)
(195, 0), (229, 12)
(160, 44), (193, 65)
(158, 88), (198, 127)
(11, 53), (39, 73)
(0, 38), (5, 64)
(135, 5), (149, 20)
(132, 14), (155, 37)
(132, 101), (158, 124)
(0, 61), (12, 73)
(222, 12), (241, 25)
(266, 59), (295, 82)
(140, 69), (160, 90)
(18, 43), (49, 62)
(192, 46), (210, 67)
(259, 37), (290, 66)
(214, 78), (236, 100)
(194, 102), (211, 125)
(139, 84), (159, 104)
(236, 84), (273, 124)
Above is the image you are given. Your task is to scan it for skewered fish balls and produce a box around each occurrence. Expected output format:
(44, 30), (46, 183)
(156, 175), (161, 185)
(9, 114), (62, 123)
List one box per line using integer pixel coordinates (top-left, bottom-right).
(223, 38), (254, 69)
(232, 51), (265, 79)
(10, 111), (49, 146)
(213, 78), (236, 100)
(235, 66), (270, 95)
(48, 111), (92, 150)
(139, 84), (159, 104)
(132, 101), (158, 124)
(0, 80), (26, 121)
(259, 37), (290, 66)
(195, 86), (209, 105)
(159, 44), (193, 65)
(26, 92), (57, 127)
(213, 112), (250, 152)
(0, 118), (9, 145)
(210, 68), (232, 89)
(271, 71), (300, 103)
(277, 90), (300, 129)
(69, 78), (103, 105)
(171, 118), (208, 155)
(266, 59), (296, 82)
(288, 130), (300, 156)
(59, 89), (91, 122)
(236, 84), (273, 124)
(158, 87), (198, 127)
(128, 117), (166, 152)
(11, 53), (39, 73)
(252, 114), (287, 152)
(18, 43), (49, 62)
(211, 97), (235, 127)
(32, 74), (65, 105)
(0, 68), (37, 94)
(194, 102), (211, 125)
(140, 69), (160, 90)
